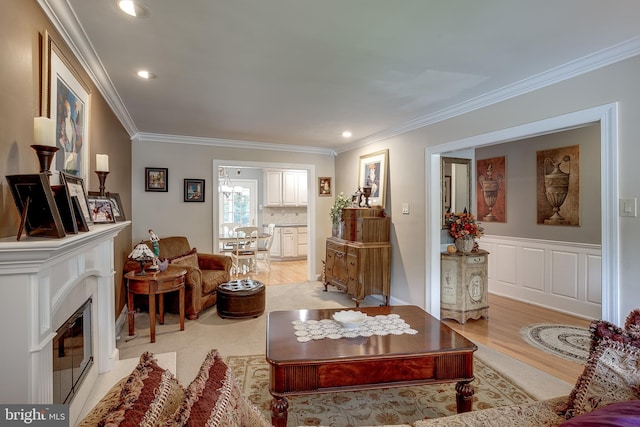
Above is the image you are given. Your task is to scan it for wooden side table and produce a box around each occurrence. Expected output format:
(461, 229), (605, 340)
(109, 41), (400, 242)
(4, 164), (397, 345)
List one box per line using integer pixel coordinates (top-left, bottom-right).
(440, 250), (489, 324)
(125, 265), (187, 343)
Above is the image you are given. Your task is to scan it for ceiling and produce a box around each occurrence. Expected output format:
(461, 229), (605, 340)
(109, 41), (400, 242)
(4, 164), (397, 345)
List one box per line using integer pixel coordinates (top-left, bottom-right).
(43, 0), (640, 153)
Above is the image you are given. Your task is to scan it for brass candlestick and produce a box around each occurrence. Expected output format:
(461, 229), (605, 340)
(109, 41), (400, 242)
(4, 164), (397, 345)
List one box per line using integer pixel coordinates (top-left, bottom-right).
(96, 171), (110, 196)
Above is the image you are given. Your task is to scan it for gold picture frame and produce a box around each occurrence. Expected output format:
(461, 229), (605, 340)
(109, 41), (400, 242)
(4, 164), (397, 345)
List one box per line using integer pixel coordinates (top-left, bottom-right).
(358, 149), (389, 208)
(41, 31), (91, 185)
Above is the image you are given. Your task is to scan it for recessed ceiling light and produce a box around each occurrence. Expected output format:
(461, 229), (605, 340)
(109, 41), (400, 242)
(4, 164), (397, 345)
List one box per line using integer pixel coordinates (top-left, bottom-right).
(118, 0), (150, 18)
(341, 130), (352, 138)
(137, 70), (156, 79)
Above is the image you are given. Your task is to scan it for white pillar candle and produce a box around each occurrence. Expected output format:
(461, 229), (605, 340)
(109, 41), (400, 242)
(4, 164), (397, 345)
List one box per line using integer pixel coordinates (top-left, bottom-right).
(33, 117), (56, 147)
(96, 154), (109, 172)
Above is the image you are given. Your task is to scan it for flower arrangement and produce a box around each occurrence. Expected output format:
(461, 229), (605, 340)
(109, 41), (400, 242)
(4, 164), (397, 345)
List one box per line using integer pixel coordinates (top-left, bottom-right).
(330, 192), (351, 225)
(445, 211), (483, 240)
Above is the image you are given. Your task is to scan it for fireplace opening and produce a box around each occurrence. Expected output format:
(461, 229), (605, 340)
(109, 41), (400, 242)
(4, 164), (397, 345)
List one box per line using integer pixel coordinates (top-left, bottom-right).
(52, 298), (93, 404)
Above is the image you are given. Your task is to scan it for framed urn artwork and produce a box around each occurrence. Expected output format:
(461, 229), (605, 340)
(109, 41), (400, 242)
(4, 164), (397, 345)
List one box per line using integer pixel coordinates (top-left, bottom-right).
(476, 156), (506, 222)
(536, 145), (580, 226)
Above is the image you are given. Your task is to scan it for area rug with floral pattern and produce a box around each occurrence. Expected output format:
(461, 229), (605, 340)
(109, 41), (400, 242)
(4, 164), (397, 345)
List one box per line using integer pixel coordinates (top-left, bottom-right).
(520, 323), (590, 364)
(225, 354), (537, 427)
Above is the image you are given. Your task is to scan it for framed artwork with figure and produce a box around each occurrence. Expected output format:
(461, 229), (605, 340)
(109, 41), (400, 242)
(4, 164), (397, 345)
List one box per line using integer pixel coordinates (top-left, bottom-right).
(358, 149), (388, 208)
(40, 31), (91, 185)
(318, 177), (332, 196)
(184, 178), (205, 202)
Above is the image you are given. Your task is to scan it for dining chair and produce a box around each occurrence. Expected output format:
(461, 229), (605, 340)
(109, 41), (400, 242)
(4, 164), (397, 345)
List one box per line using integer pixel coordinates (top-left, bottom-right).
(219, 222), (240, 253)
(257, 223), (276, 270)
(231, 226), (258, 275)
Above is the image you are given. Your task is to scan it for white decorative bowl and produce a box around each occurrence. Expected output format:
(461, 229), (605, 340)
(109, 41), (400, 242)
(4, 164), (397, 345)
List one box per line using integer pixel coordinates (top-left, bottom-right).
(332, 310), (367, 329)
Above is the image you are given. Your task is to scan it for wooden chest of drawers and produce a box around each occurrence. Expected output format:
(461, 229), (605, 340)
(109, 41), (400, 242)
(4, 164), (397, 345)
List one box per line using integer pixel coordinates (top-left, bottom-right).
(324, 237), (391, 306)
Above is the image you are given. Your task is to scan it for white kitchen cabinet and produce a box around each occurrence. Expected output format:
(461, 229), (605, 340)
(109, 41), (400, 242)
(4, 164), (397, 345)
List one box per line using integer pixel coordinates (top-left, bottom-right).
(297, 227), (308, 256)
(281, 227), (297, 257)
(264, 170), (283, 206)
(264, 170), (307, 206)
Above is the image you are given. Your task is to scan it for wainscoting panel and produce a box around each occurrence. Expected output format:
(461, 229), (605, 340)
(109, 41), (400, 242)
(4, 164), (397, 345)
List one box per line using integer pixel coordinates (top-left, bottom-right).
(550, 250), (579, 299)
(479, 236), (601, 318)
(521, 247), (545, 291)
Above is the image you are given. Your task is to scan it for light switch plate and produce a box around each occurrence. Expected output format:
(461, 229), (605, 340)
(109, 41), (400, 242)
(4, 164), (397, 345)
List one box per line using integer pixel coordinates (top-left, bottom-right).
(401, 203), (410, 215)
(620, 198), (637, 217)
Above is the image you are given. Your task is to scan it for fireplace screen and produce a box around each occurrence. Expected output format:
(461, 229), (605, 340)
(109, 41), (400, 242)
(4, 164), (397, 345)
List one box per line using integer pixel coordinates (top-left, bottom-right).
(53, 298), (93, 404)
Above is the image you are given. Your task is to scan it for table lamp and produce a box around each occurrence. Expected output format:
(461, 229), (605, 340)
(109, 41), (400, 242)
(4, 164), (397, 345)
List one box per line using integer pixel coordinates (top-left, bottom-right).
(128, 242), (156, 275)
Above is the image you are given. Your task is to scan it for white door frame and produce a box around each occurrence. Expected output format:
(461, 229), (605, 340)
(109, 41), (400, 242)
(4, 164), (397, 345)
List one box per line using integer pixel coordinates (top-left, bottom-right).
(212, 159), (316, 282)
(425, 103), (619, 323)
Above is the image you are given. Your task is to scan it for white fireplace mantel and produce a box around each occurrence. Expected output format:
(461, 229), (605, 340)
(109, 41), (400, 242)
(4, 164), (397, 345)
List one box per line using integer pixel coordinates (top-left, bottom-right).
(0, 222), (129, 419)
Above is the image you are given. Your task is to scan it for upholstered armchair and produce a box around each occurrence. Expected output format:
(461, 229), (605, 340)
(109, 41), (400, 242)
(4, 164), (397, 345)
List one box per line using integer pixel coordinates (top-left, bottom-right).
(124, 236), (232, 319)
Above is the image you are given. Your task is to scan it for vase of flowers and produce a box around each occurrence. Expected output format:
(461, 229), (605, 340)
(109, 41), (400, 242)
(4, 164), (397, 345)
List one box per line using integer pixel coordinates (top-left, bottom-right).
(330, 192), (351, 238)
(445, 211), (483, 253)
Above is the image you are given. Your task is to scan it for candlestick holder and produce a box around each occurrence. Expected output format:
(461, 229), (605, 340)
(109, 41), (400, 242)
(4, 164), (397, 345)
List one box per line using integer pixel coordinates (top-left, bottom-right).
(95, 171), (110, 196)
(31, 145), (59, 177)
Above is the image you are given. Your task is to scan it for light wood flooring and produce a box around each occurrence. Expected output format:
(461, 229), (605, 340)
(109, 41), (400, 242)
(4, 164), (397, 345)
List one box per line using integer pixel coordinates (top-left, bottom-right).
(247, 259), (589, 384)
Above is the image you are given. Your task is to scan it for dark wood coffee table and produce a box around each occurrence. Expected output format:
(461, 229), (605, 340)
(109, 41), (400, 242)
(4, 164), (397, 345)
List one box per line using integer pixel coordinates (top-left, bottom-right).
(266, 305), (477, 427)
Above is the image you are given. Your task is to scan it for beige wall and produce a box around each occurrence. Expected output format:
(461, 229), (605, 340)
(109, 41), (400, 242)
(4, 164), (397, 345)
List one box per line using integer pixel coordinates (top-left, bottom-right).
(337, 55), (640, 324)
(0, 0), (132, 316)
(131, 138), (335, 278)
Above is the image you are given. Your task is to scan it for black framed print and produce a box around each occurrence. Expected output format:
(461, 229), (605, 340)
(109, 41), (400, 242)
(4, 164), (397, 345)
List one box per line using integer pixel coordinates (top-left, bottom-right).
(184, 178), (205, 202)
(6, 173), (66, 239)
(145, 167), (168, 192)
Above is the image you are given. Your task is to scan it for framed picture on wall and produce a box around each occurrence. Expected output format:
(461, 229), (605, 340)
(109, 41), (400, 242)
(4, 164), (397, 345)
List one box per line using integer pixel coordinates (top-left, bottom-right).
(184, 178), (205, 202)
(318, 177), (332, 196)
(358, 149), (389, 208)
(477, 156), (506, 222)
(40, 31), (91, 185)
(145, 167), (168, 192)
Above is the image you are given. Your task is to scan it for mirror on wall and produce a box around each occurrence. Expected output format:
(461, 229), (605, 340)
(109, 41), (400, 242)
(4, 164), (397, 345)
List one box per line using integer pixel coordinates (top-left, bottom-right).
(441, 156), (471, 228)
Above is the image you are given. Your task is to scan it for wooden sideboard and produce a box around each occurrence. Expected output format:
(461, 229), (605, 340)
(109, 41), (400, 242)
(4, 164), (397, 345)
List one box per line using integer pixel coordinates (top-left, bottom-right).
(440, 250), (489, 324)
(324, 208), (391, 306)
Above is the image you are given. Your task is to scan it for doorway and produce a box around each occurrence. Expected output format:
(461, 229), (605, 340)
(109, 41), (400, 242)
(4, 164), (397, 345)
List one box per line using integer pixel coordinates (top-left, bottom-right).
(426, 103), (619, 323)
(212, 160), (316, 282)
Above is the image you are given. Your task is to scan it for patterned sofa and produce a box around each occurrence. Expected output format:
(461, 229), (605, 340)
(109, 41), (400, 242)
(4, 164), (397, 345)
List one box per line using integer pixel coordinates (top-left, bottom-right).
(78, 310), (640, 426)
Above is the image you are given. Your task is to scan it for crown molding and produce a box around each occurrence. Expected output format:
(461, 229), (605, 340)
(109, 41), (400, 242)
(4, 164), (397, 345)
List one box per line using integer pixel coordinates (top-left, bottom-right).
(133, 132), (337, 156)
(37, 0), (138, 136)
(40, 0), (640, 155)
(335, 36), (640, 153)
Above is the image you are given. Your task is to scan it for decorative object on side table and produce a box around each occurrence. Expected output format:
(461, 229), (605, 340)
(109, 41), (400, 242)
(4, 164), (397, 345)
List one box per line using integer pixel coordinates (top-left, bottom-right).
(444, 211), (483, 254)
(128, 241), (157, 275)
(329, 192), (350, 238)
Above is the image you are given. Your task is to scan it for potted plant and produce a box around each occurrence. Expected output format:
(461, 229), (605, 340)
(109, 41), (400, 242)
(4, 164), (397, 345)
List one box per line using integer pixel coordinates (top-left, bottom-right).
(330, 192), (351, 238)
(444, 211), (483, 253)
